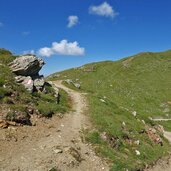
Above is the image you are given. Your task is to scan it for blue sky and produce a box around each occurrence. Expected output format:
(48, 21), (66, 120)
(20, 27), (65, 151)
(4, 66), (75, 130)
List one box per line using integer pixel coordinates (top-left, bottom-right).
(0, 0), (171, 75)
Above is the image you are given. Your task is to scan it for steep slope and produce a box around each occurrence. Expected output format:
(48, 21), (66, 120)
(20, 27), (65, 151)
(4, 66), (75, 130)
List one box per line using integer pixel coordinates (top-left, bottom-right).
(0, 49), (70, 127)
(48, 50), (171, 170)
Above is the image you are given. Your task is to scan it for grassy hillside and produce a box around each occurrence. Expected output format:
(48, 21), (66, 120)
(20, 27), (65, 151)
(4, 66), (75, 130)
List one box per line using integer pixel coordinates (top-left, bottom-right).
(0, 49), (70, 126)
(48, 50), (171, 170)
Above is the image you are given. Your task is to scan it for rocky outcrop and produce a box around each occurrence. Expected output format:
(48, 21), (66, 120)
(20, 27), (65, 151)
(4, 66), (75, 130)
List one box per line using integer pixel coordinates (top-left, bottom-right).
(10, 55), (45, 93)
(10, 55), (44, 76)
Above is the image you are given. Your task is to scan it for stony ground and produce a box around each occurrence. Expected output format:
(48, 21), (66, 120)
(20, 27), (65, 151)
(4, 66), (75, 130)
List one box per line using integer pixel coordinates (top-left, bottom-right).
(145, 131), (171, 171)
(0, 81), (109, 171)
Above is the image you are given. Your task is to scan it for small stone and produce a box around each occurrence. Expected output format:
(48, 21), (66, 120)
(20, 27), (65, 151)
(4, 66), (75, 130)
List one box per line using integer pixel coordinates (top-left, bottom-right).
(53, 148), (63, 154)
(134, 140), (140, 145)
(132, 111), (137, 117)
(100, 99), (106, 103)
(148, 117), (152, 120)
(122, 122), (126, 126)
(135, 150), (140, 155)
(141, 120), (145, 124)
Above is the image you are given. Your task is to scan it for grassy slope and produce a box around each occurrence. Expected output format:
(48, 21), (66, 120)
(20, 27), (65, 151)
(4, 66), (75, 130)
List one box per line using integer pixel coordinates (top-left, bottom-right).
(48, 50), (171, 170)
(0, 49), (70, 124)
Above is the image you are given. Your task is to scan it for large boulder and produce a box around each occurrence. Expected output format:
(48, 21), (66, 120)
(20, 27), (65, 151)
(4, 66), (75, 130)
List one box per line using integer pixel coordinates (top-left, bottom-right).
(10, 55), (45, 76)
(10, 55), (46, 93)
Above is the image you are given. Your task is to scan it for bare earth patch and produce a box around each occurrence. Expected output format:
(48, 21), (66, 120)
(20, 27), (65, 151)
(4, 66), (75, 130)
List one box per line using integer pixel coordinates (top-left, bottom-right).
(0, 80), (109, 171)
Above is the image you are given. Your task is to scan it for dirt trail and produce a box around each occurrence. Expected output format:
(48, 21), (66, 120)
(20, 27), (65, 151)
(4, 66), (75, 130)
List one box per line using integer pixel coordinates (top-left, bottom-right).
(0, 80), (109, 171)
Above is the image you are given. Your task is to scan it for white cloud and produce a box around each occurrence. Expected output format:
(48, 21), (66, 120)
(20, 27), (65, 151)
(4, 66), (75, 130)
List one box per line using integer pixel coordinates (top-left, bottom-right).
(38, 47), (53, 57)
(67, 15), (79, 28)
(23, 50), (35, 55)
(38, 39), (85, 57)
(89, 2), (118, 18)
(0, 22), (4, 27)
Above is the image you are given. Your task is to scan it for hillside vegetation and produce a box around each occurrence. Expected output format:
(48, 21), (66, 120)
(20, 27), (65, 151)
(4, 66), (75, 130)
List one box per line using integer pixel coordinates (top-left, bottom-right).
(48, 50), (171, 170)
(0, 49), (70, 126)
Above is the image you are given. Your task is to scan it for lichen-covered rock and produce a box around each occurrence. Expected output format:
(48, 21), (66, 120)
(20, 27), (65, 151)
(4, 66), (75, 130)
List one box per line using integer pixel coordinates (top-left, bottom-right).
(10, 55), (45, 76)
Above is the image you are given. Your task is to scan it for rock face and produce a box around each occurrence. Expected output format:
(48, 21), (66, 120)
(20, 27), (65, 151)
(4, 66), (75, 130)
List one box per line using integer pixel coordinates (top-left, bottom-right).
(10, 55), (44, 76)
(10, 55), (45, 93)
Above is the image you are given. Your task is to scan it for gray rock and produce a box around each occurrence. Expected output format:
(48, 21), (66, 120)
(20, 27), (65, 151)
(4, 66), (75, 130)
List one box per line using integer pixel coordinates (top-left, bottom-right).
(10, 55), (45, 76)
(22, 76), (34, 93)
(65, 79), (74, 84)
(15, 75), (45, 93)
(14, 75), (34, 93)
(73, 83), (81, 89)
(33, 75), (45, 91)
(10, 55), (46, 93)
(53, 148), (63, 154)
(65, 79), (81, 89)
(15, 75), (27, 83)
